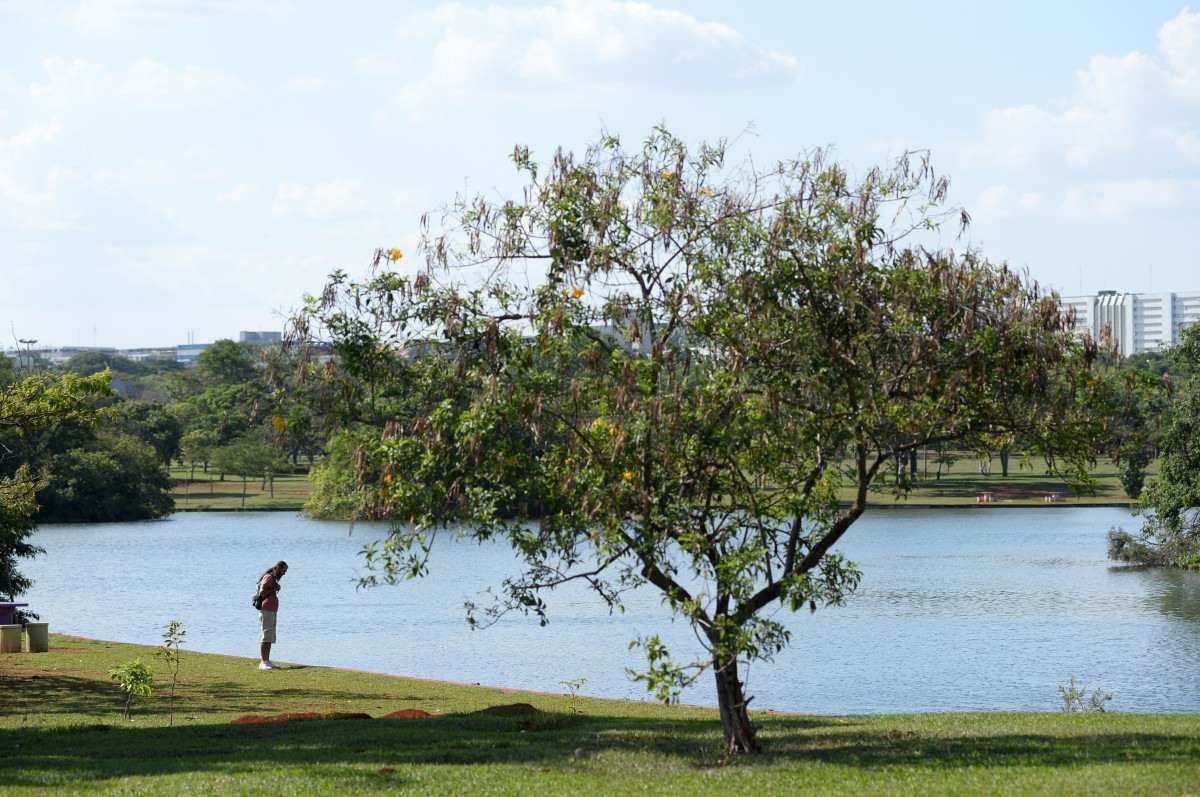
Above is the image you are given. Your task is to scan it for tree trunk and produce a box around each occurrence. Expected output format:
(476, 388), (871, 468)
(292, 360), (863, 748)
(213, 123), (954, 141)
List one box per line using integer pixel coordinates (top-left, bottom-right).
(1000, 447), (1010, 478)
(714, 658), (759, 754)
(241, 477), (247, 510)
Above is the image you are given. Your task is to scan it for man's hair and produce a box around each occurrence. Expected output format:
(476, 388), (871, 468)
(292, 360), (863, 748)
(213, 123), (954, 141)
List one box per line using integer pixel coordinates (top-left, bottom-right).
(263, 561), (288, 578)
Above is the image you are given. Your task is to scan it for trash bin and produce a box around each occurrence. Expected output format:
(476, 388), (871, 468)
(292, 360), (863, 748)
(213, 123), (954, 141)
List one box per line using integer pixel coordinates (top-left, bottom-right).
(25, 622), (48, 653)
(0, 624), (21, 653)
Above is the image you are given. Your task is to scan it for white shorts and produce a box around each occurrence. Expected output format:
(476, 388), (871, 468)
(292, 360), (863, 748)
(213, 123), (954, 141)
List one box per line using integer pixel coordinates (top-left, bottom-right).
(259, 610), (277, 644)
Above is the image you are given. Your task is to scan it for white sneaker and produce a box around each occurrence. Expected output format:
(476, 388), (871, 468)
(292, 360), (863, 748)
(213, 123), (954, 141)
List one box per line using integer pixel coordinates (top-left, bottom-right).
(258, 660), (276, 670)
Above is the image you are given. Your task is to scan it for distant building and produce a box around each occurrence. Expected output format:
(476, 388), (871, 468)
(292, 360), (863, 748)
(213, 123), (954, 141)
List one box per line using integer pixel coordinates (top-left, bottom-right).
(122, 347), (176, 363)
(176, 343), (211, 365)
(239, 331), (281, 345)
(0, 346), (117, 366)
(1059, 290), (1200, 356)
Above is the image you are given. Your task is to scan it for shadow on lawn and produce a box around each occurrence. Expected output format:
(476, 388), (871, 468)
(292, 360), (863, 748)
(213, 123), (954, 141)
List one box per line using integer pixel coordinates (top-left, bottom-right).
(0, 674), (437, 719)
(0, 674), (121, 719)
(0, 711), (1196, 790)
(893, 475), (1110, 501)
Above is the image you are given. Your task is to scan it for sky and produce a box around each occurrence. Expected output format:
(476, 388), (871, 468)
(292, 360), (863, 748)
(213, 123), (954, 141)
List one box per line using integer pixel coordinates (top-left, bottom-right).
(1, 0), (1198, 348)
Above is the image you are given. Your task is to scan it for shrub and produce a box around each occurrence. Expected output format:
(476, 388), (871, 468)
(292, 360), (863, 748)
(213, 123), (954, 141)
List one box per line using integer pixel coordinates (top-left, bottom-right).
(108, 659), (153, 719)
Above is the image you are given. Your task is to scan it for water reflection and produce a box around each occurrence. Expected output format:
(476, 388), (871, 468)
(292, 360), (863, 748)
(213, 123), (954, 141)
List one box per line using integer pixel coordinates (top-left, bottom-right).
(1120, 565), (1200, 621)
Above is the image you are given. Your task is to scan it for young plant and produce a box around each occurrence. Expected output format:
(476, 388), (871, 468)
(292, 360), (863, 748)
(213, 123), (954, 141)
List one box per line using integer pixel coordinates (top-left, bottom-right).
(559, 677), (587, 715)
(108, 659), (154, 720)
(157, 620), (186, 726)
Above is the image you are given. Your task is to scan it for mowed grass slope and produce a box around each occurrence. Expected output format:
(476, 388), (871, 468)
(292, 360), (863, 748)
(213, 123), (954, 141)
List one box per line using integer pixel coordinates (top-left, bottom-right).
(169, 455), (1141, 513)
(170, 466), (312, 511)
(1, 636), (1197, 795)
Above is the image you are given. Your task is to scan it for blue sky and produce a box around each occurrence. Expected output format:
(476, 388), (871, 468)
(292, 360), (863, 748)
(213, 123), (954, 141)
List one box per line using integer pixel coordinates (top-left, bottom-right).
(2, 1), (1198, 348)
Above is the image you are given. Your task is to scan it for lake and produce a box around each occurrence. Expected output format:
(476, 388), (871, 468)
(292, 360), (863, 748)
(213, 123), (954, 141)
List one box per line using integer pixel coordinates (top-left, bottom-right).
(24, 507), (1200, 714)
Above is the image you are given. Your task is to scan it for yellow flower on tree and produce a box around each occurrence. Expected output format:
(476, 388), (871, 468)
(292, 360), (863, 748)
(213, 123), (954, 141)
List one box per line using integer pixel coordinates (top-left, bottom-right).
(387, 247), (404, 261)
(622, 470), (634, 482)
(570, 285), (585, 299)
(698, 186), (715, 198)
(660, 169), (675, 180)
(270, 414), (286, 433)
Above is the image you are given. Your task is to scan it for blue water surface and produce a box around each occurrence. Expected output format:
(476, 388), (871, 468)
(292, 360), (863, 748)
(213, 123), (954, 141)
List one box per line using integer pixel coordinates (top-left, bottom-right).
(25, 507), (1200, 713)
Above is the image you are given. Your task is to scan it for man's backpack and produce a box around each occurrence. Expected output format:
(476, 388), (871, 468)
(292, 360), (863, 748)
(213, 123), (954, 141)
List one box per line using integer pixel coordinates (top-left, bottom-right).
(252, 572), (267, 610)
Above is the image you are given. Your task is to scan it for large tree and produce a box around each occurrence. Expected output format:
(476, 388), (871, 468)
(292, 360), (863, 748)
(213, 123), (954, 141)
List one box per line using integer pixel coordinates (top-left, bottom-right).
(197, 339), (258, 385)
(0, 372), (109, 599)
(299, 129), (1109, 753)
(1111, 324), (1200, 568)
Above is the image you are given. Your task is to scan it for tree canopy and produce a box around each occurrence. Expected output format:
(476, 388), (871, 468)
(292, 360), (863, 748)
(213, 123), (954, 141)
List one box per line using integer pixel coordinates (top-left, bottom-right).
(1112, 325), (1200, 568)
(197, 339), (258, 385)
(298, 128), (1110, 754)
(0, 371), (110, 599)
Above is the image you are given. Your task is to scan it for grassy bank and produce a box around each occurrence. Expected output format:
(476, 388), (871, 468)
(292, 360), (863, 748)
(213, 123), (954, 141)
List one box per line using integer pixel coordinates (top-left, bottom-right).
(1, 636), (1197, 794)
(169, 455), (1140, 514)
(170, 466), (312, 511)
(850, 454), (1141, 507)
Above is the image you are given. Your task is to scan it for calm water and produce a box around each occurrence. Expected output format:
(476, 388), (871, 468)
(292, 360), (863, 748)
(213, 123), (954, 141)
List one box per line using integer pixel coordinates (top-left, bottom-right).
(24, 508), (1200, 714)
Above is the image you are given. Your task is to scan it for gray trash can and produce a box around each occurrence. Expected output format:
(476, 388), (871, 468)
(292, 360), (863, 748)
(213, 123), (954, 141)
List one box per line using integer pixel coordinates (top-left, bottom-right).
(25, 622), (48, 653)
(0, 624), (21, 653)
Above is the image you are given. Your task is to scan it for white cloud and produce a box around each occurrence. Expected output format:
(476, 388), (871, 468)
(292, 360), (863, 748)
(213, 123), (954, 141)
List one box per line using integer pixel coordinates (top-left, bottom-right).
(219, 182), (260, 204)
(367, 0), (799, 116)
(273, 179), (368, 219)
(967, 7), (1200, 172)
(0, 122), (80, 232)
(974, 184), (1043, 221)
(1060, 178), (1200, 220)
(1177, 129), (1200, 163)
(55, 0), (293, 34)
(352, 56), (407, 78)
(29, 57), (246, 110)
(285, 74), (330, 95)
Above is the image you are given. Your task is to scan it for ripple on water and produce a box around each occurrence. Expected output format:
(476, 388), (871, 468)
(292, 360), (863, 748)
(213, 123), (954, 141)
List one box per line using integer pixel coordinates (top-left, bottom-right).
(24, 506), (1200, 713)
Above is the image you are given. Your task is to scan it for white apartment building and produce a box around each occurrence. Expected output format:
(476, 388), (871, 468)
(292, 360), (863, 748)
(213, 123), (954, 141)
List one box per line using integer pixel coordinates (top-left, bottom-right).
(1059, 290), (1200, 356)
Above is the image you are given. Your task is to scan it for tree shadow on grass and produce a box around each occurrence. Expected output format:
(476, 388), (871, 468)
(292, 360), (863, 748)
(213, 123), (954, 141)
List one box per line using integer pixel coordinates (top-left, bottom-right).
(0, 711), (1197, 791)
(898, 475), (1113, 501)
(0, 674), (444, 719)
(0, 674), (122, 719)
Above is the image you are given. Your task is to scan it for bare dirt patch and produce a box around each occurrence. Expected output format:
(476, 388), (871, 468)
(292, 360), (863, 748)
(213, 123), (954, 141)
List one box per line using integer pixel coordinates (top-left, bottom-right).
(229, 711), (368, 724)
(382, 708), (433, 719)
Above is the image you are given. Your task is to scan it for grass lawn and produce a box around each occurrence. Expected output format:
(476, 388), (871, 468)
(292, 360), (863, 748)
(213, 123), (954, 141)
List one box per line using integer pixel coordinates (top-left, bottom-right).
(1, 635), (1197, 795)
(847, 453), (1142, 507)
(167, 454), (1140, 515)
(169, 466), (313, 511)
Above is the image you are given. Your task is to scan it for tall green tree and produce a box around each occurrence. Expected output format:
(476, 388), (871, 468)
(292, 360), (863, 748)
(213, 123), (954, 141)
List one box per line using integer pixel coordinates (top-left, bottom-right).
(197, 339), (258, 385)
(104, 400), (183, 465)
(0, 372), (109, 599)
(1114, 325), (1200, 568)
(62, 351), (139, 377)
(299, 130), (1109, 754)
(36, 431), (174, 522)
(211, 435), (285, 509)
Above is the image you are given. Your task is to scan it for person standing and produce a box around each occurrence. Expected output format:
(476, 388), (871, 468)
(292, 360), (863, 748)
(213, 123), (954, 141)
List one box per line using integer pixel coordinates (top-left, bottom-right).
(256, 560), (288, 670)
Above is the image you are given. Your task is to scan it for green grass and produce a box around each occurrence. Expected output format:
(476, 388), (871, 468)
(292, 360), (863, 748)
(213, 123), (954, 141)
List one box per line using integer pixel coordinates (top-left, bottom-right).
(170, 465), (313, 511)
(1, 635), (1197, 794)
(167, 455), (1139, 515)
(848, 453), (1143, 507)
